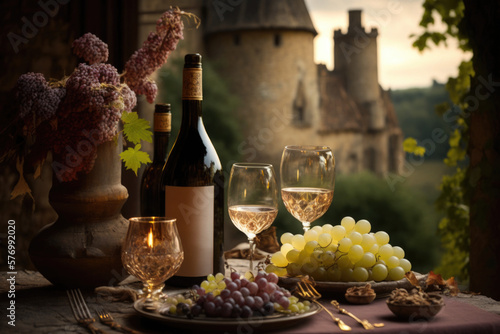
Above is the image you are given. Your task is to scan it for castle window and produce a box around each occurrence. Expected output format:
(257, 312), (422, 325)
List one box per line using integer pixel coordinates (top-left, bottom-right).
(274, 34), (282, 47)
(364, 147), (377, 172)
(293, 79), (309, 126)
(295, 106), (304, 122)
(233, 34), (240, 46)
(388, 134), (400, 172)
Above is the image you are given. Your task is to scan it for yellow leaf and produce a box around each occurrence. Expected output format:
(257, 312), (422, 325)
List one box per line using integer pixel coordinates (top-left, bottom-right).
(11, 157), (34, 201)
(403, 138), (418, 152)
(449, 129), (461, 147)
(414, 147), (426, 157)
(403, 137), (426, 156)
(33, 159), (45, 180)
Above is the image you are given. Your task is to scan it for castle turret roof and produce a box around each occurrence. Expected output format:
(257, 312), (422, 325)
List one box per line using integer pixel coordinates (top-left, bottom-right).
(205, 0), (317, 36)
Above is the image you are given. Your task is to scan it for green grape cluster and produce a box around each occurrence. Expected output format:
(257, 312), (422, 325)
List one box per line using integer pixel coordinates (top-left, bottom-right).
(266, 216), (412, 282)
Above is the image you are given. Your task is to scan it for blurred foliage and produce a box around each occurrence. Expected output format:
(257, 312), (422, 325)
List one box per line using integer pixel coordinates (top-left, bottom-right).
(402, 138), (426, 157)
(273, 172), (441, 274)
(435, 168), (469, 279)
(391, 82), (453, 160)
(158, 57), (243, 172)
(411, 0), (472, 283)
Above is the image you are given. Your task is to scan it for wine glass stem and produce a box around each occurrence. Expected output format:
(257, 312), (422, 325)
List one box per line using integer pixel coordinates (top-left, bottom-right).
(248, 237), (255, 272)
(303, 221), (311, 232)
(143, 283), (165, 300)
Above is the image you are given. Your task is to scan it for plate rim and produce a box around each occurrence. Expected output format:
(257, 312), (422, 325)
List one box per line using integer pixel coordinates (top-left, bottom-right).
(133, 294), (321, 328)
(278, 272), (427, 295)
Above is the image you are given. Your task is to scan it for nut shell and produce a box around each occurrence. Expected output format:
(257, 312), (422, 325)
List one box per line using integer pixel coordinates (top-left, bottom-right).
(345, 292), (376, 304)
(345, 283), (376, 304)
(386, 300), (444, 319)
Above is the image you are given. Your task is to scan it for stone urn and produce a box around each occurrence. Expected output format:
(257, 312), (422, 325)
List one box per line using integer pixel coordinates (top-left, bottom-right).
(29, 139), (129, 288)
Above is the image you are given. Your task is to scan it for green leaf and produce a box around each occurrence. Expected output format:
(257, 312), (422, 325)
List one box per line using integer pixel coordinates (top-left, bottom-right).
(120, 144), (151, 175)
(121, 112), (152, 145)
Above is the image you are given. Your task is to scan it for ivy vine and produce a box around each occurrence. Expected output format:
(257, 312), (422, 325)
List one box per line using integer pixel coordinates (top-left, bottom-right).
(411, 0), (472, 281)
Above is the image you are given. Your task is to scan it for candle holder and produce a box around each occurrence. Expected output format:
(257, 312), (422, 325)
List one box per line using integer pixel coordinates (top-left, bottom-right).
(122, 217), (183, 300)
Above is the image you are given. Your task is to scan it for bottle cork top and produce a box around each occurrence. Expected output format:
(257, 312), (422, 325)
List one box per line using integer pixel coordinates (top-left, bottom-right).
(155, 103), (171, 113)
(184, 53), (202, 68)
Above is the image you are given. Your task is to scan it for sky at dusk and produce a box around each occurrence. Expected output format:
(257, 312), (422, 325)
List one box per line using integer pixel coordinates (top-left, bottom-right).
(304, 0), (470, 90)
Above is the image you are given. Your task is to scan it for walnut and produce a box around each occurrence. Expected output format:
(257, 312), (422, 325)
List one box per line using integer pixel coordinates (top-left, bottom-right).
(387, 288), (443, 306)
(345, 283), (376, 304)
(346, 283), (375, 296)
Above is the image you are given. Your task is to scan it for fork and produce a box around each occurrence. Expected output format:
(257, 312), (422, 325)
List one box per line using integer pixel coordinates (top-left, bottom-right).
(330, 300), (379, 330)
(96, 307), (143, 334)
(67, 289), (109, 334)
(295, 279), (351, 331)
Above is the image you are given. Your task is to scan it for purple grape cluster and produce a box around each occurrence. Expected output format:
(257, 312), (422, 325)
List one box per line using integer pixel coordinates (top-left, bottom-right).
(124, 9), (184, 103)
(185, 271), (291, 319)
(72, 33), (109, 65)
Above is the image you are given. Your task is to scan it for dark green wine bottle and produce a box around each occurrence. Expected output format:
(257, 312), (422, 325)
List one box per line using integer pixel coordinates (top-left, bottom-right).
(161, 54), (224, 287)
(140, 103), (171, 216)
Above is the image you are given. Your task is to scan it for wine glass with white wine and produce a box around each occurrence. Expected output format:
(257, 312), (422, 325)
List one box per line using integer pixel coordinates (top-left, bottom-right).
(228, 163), (278, 272)
(280, 145), (335, 232)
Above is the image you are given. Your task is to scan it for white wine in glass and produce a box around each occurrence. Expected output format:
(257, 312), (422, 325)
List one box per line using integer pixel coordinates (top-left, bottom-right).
(280, 146), (335, 232)
(228, 163), (278, 272)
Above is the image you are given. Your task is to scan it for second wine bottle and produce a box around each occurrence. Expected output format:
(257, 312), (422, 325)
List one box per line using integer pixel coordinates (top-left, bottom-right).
(161, 53), (224, 287)
(140, 103), (171, 216)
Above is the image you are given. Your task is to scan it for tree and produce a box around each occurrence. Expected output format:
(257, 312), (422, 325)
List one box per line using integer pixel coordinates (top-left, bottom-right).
(413, 0), (500, 300)
(462, 0), (500, 300)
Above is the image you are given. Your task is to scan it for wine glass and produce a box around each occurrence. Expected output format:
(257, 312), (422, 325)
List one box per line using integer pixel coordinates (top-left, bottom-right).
(228, 163), (278, 272)
(280, 145), (335, 232)
(121, 217), (184, 300)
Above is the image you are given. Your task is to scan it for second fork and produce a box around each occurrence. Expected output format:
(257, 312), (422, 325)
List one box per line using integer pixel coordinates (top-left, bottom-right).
(96, 307), (143, 334)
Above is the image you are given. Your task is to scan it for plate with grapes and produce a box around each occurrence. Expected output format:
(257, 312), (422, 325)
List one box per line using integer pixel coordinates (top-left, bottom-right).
(278, 272), (427, 298)
(133, 292), (321, 331)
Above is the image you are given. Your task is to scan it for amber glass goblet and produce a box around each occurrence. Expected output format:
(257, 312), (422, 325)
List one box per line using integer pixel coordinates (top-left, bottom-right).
(122, 217), (183, 300)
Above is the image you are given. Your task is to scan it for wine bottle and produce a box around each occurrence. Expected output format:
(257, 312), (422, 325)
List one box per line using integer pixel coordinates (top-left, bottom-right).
(140, 103), (171, 216)
(161, 54), (224, 286)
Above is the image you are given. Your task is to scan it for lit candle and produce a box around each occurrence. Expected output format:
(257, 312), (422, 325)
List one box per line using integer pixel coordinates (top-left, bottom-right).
(147, 226), (154, 249)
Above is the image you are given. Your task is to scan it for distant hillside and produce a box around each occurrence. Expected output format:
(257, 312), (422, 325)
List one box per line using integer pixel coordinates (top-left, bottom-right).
(390, 81), (453, 160)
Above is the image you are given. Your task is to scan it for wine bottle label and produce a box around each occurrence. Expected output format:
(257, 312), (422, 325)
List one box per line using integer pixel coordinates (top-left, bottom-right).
(182, 68), (202, 100)
(154, 112), (171, 132)
(165, 185), (214, 277)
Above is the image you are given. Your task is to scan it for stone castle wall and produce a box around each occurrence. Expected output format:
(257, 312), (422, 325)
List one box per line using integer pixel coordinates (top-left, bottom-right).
(206, 29), (319, 164)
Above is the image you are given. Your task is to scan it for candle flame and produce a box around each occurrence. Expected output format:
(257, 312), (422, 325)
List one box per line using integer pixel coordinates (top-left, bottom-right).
(147, 227), (154, 248)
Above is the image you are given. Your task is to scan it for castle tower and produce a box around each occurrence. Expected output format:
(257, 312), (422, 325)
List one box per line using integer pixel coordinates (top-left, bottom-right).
(204, 0), (319, 163)
(334, 10), (384, 130)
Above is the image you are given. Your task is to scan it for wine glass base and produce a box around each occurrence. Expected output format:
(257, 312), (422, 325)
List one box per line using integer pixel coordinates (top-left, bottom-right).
(139, 283), (166, 301)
